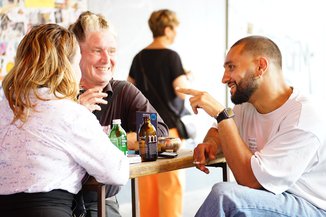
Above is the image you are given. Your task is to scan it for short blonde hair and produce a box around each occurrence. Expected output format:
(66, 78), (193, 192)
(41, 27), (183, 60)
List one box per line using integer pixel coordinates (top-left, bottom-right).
(69, 11), (116, 42)
(148, 9), (179, 38)
(2, 23), (79, 123)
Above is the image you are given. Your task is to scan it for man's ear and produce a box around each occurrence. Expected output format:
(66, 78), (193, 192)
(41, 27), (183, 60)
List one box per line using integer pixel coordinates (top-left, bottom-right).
(256, 56), (268, 76)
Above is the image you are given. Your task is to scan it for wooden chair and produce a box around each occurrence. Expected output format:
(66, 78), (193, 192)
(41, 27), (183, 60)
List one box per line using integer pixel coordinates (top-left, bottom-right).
(82, 177), (106, 217)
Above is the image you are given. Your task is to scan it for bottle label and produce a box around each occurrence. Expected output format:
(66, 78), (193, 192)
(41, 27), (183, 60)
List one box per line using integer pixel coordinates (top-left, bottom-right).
(120, 137), (128, 155)
(147, 141), (157, 155)
(139, 135), (158, 161)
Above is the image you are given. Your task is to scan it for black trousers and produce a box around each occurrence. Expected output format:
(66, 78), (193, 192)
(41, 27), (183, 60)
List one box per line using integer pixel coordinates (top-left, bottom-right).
(85, 196), (121, 217)
(80, 184), (121, 217)
(0, 190), (74, 217)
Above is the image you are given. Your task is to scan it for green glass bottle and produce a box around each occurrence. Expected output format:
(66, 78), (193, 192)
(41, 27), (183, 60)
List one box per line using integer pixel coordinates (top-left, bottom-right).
(138, 114), (158, 161)
(109, 119), (127, 155)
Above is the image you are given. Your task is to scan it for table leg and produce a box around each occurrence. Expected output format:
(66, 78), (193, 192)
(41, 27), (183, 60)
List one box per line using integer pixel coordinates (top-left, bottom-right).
(207, 162), (228, 181)
(98, 185), (106, 217)
(131, 178), (136, 217)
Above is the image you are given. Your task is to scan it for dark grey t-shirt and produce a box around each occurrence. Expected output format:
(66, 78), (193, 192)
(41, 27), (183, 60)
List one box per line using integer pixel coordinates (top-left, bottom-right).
(82, 79), (168, 204)
(93, 79), (168, 136)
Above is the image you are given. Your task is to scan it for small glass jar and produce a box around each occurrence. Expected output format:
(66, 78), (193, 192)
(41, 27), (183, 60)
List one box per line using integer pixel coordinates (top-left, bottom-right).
(157, 137), (181, 153)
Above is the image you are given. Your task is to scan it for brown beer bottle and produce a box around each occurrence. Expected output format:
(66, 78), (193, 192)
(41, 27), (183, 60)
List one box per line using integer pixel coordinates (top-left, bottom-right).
(138, 114), (158, 161)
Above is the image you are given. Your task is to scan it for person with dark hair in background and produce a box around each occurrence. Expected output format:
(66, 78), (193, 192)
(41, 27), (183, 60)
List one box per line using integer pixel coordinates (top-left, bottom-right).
(128, 9), (191, 217)
(69, 11), (169, 217)
(177, 35), (326, 217)
(0, 23), (129, 217)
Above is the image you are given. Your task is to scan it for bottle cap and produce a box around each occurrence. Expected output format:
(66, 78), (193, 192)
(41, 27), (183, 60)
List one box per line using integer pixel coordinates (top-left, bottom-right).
(112, 119), (121, 124)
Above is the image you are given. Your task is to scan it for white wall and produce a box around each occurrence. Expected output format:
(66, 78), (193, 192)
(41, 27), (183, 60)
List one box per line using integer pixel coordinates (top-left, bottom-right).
(228, 0), (326, 103)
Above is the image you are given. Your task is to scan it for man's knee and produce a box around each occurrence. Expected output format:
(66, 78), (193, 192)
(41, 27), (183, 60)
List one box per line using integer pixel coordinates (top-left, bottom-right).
(210, 182), (256, 207)
(211, 182), (239, 196)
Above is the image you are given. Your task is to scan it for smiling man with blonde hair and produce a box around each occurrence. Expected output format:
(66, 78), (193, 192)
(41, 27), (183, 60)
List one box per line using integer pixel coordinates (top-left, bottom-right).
(69, 11), (169, 217)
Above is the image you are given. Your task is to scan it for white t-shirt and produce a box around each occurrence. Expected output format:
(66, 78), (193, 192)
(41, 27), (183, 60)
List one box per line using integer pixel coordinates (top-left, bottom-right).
(232, 88), (326, 210)
(0, 88), (129, 194)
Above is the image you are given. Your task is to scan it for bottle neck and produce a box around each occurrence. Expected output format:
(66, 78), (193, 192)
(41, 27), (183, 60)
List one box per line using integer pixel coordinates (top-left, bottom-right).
(143, 117), (150, 124)
(112, 123), (120, 129)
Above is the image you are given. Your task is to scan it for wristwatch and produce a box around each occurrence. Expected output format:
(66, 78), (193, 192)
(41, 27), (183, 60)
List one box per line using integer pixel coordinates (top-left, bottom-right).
(215, 108), (234, 123)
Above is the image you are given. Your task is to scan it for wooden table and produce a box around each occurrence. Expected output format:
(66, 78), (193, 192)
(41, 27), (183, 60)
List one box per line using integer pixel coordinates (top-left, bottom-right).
(83, 149), (227, 217)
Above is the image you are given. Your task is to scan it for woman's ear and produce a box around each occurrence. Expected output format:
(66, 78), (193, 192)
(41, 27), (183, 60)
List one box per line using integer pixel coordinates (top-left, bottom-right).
(165, 25), (172, 32)
(164, 26), (172, 37)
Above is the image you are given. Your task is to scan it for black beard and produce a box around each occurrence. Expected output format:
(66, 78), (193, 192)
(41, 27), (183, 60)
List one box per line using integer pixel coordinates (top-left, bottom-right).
(231, 77), (258, 105)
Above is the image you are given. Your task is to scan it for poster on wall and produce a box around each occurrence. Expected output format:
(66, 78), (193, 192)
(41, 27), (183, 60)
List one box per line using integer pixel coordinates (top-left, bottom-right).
(25, 0), (55, 8)
(0, 0), (87, 100)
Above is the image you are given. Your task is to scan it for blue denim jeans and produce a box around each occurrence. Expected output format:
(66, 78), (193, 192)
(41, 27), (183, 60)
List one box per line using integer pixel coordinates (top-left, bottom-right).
(195, 182), (326, 217)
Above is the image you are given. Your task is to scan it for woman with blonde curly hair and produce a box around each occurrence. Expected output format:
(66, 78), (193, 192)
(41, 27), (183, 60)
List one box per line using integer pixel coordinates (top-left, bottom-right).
(0, 23), (129, 217)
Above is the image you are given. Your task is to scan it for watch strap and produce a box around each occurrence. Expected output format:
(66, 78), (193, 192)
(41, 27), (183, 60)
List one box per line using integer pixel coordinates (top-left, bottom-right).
(216, 110), (227, 123)
(215, 108), (234, 123)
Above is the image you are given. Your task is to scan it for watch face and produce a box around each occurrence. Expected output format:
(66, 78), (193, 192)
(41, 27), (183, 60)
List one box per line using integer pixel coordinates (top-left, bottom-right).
(225, 108), (234, 117)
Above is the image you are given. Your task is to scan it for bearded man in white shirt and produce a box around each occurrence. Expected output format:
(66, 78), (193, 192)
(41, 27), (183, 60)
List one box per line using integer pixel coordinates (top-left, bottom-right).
(178, 35), (326, 217)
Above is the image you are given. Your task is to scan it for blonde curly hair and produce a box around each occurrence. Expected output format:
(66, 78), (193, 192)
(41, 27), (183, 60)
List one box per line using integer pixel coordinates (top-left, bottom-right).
(2, 23), (79, 123)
